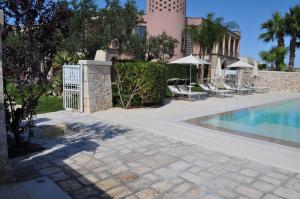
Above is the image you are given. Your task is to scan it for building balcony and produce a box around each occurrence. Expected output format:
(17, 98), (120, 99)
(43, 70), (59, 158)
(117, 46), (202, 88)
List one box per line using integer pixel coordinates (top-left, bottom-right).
(213, 50), (239, 59)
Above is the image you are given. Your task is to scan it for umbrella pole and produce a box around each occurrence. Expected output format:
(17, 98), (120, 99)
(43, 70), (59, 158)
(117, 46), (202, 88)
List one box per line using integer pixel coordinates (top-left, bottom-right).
(189, 65), (192, 93)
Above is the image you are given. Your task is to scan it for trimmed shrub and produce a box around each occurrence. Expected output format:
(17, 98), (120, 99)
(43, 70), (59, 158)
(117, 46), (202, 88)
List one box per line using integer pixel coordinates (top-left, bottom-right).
(114, 62), (167, 108)
(165, 64), (197, 82)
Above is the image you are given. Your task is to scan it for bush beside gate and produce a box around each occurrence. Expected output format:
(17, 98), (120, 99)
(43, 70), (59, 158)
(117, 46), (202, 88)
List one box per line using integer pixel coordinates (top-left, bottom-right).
(113, 62), (167, 108)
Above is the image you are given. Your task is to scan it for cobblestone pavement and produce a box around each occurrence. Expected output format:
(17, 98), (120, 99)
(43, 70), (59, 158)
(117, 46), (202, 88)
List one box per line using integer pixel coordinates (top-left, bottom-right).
(9, 123), (300, 199)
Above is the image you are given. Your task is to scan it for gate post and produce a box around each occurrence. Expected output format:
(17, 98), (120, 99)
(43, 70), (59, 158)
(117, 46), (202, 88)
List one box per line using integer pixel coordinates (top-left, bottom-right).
(79, 60), (113, 113)
(0, 9), (8, 173)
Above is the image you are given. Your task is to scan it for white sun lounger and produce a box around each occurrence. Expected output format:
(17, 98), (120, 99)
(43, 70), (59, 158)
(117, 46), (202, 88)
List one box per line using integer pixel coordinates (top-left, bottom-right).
(223, 83), (252, 95)
(168, 85), (203, 101)
(199, 84), (232, 97)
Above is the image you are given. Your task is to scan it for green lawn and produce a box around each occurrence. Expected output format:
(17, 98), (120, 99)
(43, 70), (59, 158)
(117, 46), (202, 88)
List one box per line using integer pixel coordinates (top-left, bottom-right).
(6, 82), (63, 114)
(192, 86), (204, 92)
(37, 96), (63, 114)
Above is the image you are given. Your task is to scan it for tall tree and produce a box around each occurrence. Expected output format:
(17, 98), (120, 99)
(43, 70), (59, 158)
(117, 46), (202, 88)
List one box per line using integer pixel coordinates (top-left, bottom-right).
(62, 0), (142, 59)
(1, 0), (70, 146)
(187, 13), (239, 79)
(285, 5), (300, 71)
(61, 0), (102, 59)
(100, 0), (142, 55)
(127, 32), (178, 62)
(259, 12), (286, 69)
(187, 13), (239, 60)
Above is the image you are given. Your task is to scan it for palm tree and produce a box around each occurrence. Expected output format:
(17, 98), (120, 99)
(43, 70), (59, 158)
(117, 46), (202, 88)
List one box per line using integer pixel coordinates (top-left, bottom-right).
(52, 51), (79, 95)
(187, 13), (239, 59)
(260, 50), (277, 70)
(285, 5), (300, 71)
(259, 12), (286, 66)
(260, 47), (288, 71)
(187, 13), (239, 80)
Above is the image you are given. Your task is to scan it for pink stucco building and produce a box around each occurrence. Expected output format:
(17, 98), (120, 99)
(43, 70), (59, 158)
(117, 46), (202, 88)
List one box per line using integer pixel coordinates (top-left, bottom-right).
(105, 0), (241, 80)
(142, 0), (187, 59)
(137, 0), (241, 79)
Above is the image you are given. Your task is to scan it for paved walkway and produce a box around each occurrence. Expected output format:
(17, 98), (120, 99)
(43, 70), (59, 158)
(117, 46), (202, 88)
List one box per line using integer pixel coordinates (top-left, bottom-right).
(9, 123), (300, 199)
(38, 92), (300, 173)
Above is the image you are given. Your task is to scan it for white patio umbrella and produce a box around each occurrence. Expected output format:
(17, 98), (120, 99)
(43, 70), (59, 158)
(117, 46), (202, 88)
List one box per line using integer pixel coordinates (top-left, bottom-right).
(227, 60), (254, 68)
(227, 60), (254, 89)
(169, 54), (211, 92)
(215, 57), (222, 78)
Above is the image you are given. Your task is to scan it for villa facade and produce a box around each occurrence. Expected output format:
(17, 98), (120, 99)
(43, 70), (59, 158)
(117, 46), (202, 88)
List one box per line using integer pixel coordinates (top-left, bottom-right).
(101, 0), (241, 81)
(138, 0), (241, 80)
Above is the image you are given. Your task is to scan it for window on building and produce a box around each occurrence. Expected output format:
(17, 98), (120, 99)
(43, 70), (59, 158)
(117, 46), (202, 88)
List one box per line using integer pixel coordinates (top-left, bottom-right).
(182, 31), (193, 55)
(135, 26), (146, 39)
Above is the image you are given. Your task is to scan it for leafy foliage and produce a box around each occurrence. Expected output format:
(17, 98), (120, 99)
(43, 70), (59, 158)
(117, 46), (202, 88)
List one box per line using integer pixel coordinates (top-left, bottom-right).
(259, 12), (286, 47)
(114, 62), (167, 108)
(187, 13), (239, 59)
(166, 64), (197, 82)
(187, 13), (238, 80)
(127, 33), (148, 61)
(61, 0), (142, 59)
(146, 32), (178, 62)
(1, 0), (70, 146)
(60, 0), (102, 59)
(258, 64), (267, 70)
(259, 12), (287, 68)
(259, 6), (300, 71)
(259, 47), (288, 71)
(52, 51), (80, 95)
(100, 0), (143, 55)
(128, 32), (178, 62)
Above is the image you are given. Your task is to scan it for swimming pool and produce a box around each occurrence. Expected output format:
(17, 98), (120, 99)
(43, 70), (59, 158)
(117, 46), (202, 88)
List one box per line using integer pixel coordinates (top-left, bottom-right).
(186, 98), (300, 148)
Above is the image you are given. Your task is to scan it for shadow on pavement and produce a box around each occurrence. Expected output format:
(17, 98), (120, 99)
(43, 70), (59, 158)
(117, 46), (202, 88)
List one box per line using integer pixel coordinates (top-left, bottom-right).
(7, 121), (132, 199)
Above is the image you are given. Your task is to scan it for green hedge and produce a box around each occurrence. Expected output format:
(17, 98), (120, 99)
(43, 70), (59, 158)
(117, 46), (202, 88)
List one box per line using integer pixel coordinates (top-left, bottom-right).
(113, 62), (167, 108)
(166, 64), (197, 82)
(117, 61), (197, 82)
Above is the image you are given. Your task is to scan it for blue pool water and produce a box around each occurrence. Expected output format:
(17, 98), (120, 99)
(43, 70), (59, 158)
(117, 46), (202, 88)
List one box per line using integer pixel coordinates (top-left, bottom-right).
(187, 99), (300, 147)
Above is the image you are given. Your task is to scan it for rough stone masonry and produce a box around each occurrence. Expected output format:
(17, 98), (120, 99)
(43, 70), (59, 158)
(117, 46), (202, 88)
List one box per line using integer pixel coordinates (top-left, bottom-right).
(255, 71), (300, 92)
(0, 9), (8, 170)
(79, 60), (113, 113)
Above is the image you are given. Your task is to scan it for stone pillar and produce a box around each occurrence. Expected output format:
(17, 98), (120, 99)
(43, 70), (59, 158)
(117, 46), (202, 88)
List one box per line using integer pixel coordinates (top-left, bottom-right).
(79, 60), (113, 113)
(210, 55), (218, 81)
(232, 38), (236, 58)
(0, 9), (8, 170)
(214, 43), (219, 54)
(228, 34), (232, 57)
(237, 40), (240, 58)
(222, 36), (226, 55)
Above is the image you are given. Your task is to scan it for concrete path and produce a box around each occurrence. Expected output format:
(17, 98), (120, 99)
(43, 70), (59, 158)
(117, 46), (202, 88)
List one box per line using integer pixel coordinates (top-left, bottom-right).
(38, 92), (300, 173)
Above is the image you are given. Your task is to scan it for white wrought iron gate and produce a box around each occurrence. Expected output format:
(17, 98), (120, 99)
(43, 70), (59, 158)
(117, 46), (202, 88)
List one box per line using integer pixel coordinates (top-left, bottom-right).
(63, 64), (83, 112)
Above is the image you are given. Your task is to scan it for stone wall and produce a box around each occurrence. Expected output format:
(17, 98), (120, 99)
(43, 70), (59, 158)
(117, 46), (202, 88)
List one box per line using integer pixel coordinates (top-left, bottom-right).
(255, 71), (300, 92)
(79, 60), (113, 113)
(0, 9), (8, 169)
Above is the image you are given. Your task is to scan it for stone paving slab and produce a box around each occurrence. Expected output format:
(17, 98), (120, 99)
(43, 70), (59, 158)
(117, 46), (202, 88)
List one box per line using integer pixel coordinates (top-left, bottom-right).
(7, 124), (300, 199)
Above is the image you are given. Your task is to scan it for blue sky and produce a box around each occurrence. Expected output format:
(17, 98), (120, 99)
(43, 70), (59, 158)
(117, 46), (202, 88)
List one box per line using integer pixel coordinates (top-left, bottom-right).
(97, 0), (300, 67)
